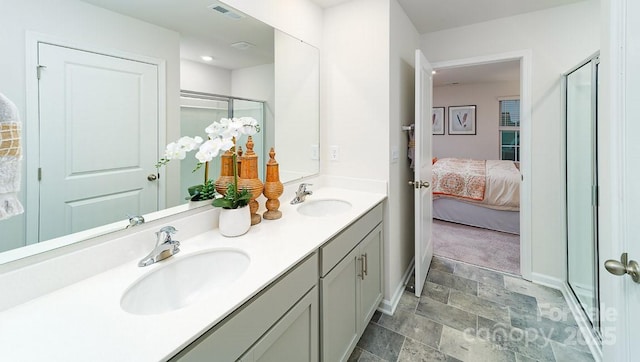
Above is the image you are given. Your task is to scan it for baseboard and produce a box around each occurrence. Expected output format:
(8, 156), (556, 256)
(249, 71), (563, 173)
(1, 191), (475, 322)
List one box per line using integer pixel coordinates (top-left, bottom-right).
(378, 257), (414, 315)
(531, 273), (602, 361)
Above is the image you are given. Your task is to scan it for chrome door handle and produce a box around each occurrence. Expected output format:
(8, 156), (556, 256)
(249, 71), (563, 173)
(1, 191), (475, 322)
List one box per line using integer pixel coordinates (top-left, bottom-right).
(408, 180), (430, 189)
(605, 252), (640, 283)
(147, 174), (158, 181)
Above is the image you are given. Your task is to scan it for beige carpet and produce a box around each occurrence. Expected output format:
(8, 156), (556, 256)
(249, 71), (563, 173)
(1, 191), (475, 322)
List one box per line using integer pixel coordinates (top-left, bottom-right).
(432, 219), (520, 275)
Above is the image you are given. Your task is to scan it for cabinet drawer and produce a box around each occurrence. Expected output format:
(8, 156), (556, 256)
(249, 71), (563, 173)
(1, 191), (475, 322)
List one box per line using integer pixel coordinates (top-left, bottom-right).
(171, 252), (318, 361)
(320, 203), (382, 277)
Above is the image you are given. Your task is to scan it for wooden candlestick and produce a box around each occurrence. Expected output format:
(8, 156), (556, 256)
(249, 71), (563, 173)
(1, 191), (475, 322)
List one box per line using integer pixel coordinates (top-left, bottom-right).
(263, 148), (283, 220)
(238, 136), (263, 225)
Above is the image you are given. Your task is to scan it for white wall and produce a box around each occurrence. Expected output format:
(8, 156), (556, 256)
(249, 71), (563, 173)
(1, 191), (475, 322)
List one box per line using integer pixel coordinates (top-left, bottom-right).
(180, 59), (231, 95)
(388, 0), (421, 310)
(274, 31), (319, 181)
(0, 0), (180, 252)
(232, 63), (275, 154)
(322, 0), (389, 181)
(433, 81), (520, 160)
(421, 0), (600, 279)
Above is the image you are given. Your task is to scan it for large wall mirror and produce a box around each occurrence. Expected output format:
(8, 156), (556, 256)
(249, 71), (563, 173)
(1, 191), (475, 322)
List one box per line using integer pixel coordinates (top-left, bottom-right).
(0, 0), (319, 260)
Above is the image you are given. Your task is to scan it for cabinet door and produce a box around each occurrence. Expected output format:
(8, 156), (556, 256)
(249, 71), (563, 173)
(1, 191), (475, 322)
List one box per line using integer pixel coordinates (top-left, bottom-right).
(240, 287), (318, 362)
(358, 225), (383, 335)
(320, 247), (360, 362)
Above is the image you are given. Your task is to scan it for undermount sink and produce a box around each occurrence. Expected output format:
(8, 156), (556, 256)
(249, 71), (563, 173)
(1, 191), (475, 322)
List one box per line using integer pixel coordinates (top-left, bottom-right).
(296, 199), (352, 217)
(121, 249), (250, 315)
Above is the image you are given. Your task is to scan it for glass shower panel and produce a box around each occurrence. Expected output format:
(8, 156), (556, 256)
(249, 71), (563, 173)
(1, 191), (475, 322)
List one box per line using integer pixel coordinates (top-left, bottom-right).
(232, 99), (266, 181)
(179, 97), (230, 203)
(566, 59), (598, 327)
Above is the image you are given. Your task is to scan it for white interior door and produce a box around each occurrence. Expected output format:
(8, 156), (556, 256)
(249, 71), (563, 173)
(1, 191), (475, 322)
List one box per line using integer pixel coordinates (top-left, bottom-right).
(37, 43), (159, 242)
(413, 49), (434, 297)
(601, 0), (640, 359)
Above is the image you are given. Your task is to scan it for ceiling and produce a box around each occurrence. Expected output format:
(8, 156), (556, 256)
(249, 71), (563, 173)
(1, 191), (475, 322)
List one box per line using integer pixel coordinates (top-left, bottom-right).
(313, 0), (586, 34)
(81, 0), (274, 70)
(81, 0), (581, 82)
(433, 60), (520, 86)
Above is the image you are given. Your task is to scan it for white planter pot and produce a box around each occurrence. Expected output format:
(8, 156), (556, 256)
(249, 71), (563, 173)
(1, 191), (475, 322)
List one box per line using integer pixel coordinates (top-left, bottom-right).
(218, 206), (251, 237)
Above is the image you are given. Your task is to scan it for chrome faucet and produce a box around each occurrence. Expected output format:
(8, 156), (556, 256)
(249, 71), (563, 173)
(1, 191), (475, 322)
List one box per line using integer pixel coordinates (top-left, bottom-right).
(291, 183), (313, 204)
(138, 226), (180, 267)
(126, 215), (145, 229)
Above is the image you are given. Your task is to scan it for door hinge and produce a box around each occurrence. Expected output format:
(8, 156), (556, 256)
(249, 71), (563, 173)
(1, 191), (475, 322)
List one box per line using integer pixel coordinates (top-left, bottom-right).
(38, 167), (42, 181)
(37, 65), (46, 80)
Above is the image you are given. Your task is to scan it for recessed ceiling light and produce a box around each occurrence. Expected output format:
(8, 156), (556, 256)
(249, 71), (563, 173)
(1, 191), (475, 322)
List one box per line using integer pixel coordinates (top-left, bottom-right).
(432, 70), (437, 75)
(201, 55), (214, 62)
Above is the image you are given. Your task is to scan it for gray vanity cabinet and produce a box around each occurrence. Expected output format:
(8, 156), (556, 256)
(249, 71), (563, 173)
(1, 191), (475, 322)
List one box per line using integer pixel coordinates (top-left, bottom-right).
(171, 253), (318, 362)
(319, 204), (383, 362)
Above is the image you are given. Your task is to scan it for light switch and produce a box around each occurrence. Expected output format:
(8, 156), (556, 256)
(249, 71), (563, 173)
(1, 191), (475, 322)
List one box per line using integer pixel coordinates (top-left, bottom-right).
(329, 145), (339, 161)
(391, 146), (399, 163)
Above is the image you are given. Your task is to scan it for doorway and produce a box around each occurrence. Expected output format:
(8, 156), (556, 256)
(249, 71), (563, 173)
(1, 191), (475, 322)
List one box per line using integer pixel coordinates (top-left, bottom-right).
(430, 51), (532, 279)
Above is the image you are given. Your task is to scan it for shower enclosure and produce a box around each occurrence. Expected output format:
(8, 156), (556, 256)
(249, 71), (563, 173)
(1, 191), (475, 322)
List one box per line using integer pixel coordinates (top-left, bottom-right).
(564, 53), (600, 337)
(179, 91), (266, 203)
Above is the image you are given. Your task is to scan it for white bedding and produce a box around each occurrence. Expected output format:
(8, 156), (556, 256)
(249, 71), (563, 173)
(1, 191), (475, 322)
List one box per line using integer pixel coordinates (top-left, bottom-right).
(433, 159), (520, 211)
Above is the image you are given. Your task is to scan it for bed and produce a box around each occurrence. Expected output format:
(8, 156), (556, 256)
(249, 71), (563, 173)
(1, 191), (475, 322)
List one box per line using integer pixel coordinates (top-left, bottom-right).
(431, 158), (520, 234)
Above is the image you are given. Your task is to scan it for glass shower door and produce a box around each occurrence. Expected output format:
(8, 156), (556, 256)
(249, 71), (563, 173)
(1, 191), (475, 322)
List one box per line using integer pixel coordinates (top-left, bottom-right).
(565, 55), (599, 330)
(179, 95), (230, 202)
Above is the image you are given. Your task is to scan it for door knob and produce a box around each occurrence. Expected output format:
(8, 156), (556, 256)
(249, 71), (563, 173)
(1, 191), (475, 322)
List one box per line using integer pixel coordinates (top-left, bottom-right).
(147, 174), (158, 181)
(605, 252), (640, 283)
(408, 180), (430, 189)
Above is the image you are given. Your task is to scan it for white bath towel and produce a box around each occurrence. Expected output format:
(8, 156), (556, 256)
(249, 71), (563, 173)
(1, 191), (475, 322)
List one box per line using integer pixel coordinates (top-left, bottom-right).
(0, 93), (24, 220)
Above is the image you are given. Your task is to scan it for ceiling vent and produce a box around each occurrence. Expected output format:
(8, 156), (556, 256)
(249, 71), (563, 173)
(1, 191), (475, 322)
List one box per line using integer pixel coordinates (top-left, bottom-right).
(208, 2), (245, 20)
(231, 41), (255, 51)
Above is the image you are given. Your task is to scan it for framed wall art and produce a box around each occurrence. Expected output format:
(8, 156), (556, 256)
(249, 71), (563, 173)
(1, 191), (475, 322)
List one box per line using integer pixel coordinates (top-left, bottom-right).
(448, 105), (476, 135)
(432, 107), (445, 135)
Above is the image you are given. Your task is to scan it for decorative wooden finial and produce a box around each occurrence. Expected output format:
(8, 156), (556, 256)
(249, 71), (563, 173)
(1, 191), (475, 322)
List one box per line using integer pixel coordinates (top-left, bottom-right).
(236, 145), (243, 177)
(238, 136), (264, 225)
(263, 147), (283, 220)
(215, 149), (234, 195)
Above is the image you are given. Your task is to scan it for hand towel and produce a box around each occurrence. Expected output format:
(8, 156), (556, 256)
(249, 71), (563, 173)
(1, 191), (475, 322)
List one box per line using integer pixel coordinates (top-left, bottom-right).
(407, 124), (415, 169)
(0, 93), (24, 220)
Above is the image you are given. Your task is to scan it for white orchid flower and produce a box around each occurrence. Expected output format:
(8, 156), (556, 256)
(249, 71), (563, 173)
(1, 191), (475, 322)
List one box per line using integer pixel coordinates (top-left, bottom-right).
(205, 120), (226, 138)
(164, 141), (185, 160)
(178, 136), (203, 151)
(163, 136), (203, 160)
(194, 140), (218, 163)
(238, 117), (259, 135)
(158, 116), (259, 174)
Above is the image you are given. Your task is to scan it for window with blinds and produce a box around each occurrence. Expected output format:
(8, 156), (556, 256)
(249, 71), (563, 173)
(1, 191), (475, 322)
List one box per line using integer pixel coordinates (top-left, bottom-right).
(499, 99), (520, 161)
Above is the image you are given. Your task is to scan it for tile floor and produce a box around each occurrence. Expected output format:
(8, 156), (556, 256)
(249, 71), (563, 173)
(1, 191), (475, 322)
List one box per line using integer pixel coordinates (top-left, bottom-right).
(349, 256), (596, 362)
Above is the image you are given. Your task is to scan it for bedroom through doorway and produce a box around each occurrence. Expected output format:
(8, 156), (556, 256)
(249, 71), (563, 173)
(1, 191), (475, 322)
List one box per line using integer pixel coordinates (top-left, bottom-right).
(429, 57), (525, 276)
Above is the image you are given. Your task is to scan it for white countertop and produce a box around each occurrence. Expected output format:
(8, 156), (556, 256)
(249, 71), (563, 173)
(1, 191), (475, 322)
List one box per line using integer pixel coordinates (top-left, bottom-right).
(0, 186), (385, 362)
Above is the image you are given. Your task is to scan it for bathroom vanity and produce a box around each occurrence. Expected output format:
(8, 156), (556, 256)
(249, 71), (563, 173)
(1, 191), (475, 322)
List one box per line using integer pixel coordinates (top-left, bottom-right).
(0, 183), (385, 361)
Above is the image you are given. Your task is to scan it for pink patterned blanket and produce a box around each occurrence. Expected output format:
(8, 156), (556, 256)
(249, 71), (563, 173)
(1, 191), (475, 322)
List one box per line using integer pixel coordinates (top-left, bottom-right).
(432, 158), (486, 201)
